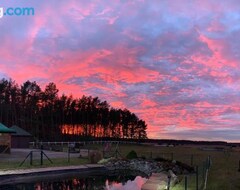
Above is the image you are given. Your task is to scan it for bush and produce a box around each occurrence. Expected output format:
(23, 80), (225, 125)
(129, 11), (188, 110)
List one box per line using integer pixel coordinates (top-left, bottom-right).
(126, 150), (138, 159)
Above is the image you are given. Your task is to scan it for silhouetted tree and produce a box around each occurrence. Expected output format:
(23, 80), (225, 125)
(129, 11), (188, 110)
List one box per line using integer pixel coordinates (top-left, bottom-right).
(0, 78), (148, 141)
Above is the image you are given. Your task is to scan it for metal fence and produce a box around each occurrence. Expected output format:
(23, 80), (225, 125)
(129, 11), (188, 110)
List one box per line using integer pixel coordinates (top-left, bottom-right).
(28, 141), (211, 189)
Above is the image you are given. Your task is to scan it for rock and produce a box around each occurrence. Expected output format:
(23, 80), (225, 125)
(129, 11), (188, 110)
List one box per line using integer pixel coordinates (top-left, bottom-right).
(98, 157), (115, 164)
(168, 170), (178, 186)
(104, 158), (193, 180)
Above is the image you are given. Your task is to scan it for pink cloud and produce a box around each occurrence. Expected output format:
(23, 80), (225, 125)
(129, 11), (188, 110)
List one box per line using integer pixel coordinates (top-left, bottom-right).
(1, 0), (240, 141)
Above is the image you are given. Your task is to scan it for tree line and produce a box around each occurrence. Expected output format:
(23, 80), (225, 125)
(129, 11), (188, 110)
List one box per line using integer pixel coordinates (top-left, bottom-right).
(0, 78), (147, 141)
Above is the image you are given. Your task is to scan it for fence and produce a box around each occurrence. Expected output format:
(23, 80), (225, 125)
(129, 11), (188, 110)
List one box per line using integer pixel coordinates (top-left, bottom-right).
(140, 151), (211, 190)
(29, 141), (212, 189)
(175, 156), (211, 190)
(30, 140), (138, 147)
(100, 145), (211, 190)
(19, 150), (53, 166)
(101, 147), (211, 190)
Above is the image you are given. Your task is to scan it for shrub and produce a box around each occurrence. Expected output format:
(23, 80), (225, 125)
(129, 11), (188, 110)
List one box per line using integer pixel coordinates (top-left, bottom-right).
(126, 150), (138, 159)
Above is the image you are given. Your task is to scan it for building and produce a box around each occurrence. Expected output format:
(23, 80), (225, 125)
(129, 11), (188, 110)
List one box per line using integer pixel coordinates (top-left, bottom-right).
(10, 125), (32, 148)
(0, 123), (16, 153)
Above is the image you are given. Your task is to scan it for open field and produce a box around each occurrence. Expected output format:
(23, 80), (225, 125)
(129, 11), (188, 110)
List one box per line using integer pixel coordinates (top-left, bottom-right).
(0, 143), (240, 189)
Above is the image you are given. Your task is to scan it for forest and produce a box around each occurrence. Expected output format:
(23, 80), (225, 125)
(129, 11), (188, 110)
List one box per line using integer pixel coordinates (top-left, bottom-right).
(0, 78), (147, 141)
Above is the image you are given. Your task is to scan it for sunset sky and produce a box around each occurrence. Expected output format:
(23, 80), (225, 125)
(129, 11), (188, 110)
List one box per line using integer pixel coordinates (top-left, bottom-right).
(1, 0), (240, 142)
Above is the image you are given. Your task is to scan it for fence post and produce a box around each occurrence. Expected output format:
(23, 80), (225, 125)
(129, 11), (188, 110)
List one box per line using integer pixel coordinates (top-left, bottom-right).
(30, 151), (33, 165)
(185, 175), (188, 190)
(196, 166), (199, 190)
(202, 161), (205, 182)
(203, 160), (210, 190)
(167, 175), (171, 190)
(238, 160), (240, 172)
(40, 151), (43, 165)
(191, 154), (194, 166)
(207, 156), (211, 169)
(68, 146), (70, 163)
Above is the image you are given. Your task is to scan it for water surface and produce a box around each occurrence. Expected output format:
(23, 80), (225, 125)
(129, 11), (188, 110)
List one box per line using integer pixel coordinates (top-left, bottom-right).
(0, 170), (147, 190)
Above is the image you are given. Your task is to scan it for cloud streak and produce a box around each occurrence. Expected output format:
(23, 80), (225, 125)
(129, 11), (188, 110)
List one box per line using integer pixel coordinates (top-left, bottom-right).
(1, 0), (240, 142)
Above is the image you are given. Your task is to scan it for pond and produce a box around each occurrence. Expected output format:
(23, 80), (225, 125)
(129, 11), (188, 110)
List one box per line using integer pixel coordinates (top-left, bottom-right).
(0, 170), (148, 190)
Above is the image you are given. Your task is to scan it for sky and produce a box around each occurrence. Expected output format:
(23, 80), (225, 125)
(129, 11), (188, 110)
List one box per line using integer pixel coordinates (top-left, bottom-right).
(0, 0), (240, 142)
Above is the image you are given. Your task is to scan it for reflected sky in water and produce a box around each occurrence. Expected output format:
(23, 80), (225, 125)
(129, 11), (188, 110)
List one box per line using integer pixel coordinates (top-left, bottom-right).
(106, 176), (147, 190)
(0, 172), (147, 190)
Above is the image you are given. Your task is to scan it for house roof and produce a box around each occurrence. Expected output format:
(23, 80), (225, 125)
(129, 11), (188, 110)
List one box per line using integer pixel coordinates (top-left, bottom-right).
(0, 123), (16, 133)
(10, 126), (31, 136)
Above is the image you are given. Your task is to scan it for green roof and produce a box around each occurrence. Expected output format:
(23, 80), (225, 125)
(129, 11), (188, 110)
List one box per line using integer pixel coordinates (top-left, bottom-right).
(10, 126), (31, 136)
(0, 123), (16, 133)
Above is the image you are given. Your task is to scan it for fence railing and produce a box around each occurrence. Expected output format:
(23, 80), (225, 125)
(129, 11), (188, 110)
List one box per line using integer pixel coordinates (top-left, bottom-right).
(30, 140), (139, 147)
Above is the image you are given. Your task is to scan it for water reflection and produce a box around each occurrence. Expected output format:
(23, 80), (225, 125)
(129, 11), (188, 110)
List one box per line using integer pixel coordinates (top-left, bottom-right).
(106, 176), (147, 190)
(1, 177), (105, 190)
(35, 178), (102, 190)
(0, 171), (147, 190)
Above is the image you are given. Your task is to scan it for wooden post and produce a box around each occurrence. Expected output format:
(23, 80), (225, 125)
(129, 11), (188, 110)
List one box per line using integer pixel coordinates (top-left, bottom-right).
(191, 154), (194, 166)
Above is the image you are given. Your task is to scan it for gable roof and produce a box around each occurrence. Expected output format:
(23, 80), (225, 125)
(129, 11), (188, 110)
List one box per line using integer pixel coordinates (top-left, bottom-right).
(10, 126), (31, 136)
(0, 123), (16, 133)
